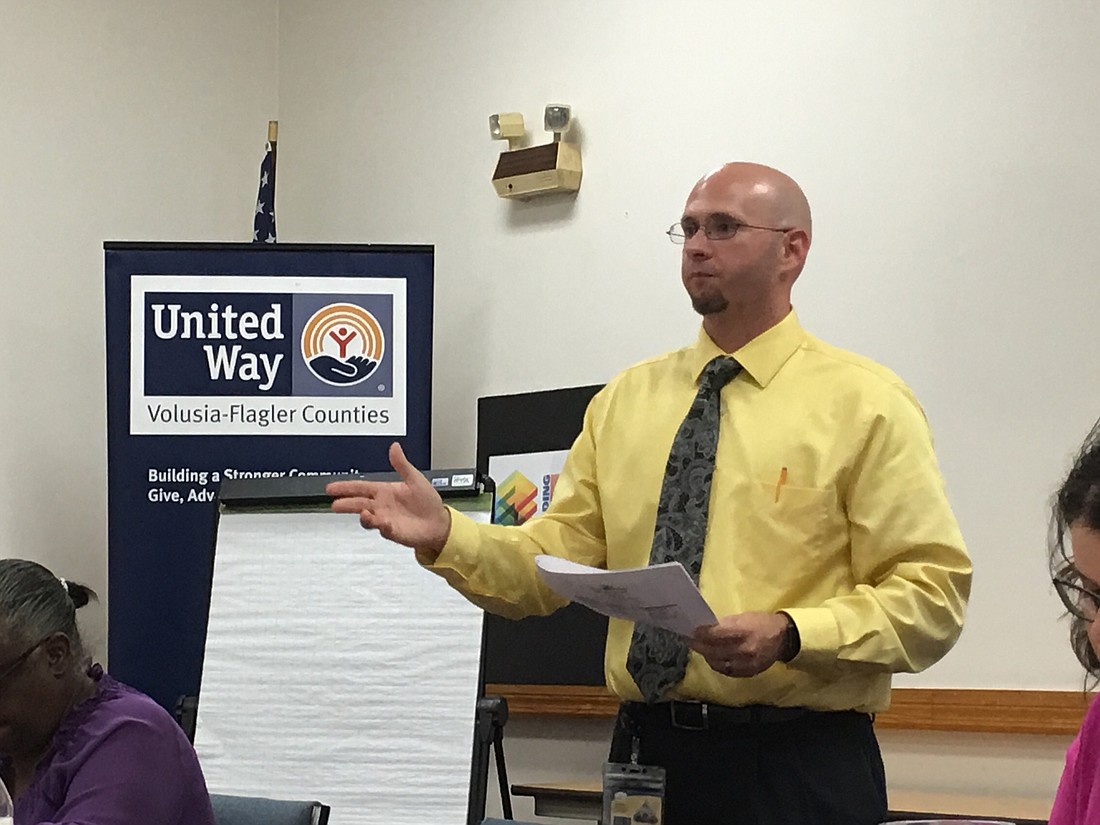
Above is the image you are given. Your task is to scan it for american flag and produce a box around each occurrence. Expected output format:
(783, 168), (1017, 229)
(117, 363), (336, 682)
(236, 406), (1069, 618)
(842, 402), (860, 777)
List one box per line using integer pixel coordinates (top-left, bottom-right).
(253, 139), (276, 243)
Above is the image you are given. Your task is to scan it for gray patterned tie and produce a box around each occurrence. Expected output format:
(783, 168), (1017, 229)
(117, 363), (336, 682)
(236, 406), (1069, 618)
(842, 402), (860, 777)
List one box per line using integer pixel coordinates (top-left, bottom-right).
(626, 355), (742, 703)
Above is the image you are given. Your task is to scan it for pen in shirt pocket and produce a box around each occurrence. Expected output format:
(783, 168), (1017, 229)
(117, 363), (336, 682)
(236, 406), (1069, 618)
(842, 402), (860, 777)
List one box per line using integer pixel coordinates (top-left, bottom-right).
(774, 466), (788, 503)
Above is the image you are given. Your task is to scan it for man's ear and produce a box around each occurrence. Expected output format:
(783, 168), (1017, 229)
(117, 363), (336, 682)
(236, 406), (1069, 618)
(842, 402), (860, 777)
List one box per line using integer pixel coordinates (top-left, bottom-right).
(41, 633), (74, 676)
(781, 229), (811, 282)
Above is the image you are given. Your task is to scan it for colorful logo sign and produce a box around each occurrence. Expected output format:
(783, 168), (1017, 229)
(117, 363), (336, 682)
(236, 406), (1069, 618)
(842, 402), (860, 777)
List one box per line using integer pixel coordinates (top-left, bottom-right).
(495, 471), (538, 525)
(301, 303), (386, 387)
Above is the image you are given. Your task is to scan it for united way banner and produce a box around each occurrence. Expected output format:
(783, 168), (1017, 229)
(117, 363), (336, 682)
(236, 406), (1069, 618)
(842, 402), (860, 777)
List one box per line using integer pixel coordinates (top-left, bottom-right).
(105, 243), (433, 711)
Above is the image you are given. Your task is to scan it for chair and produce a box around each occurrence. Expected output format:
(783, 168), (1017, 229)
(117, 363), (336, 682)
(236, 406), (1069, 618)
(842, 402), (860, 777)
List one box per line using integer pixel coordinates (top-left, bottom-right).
(173, 694), (198, 742)
(210, 793), (330, 825)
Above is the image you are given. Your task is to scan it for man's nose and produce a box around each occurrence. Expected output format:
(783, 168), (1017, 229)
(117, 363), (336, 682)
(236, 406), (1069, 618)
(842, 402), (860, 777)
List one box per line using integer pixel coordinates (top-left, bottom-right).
(684, 233), (712, 258)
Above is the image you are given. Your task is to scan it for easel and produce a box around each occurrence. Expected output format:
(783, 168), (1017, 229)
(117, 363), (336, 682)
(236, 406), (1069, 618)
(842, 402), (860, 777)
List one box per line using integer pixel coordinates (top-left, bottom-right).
(467, 694), (512, 824)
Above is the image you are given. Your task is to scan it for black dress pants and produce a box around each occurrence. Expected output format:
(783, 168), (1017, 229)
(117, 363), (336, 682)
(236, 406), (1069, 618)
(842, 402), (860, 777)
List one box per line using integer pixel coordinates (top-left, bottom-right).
(609, 702), (888, 825)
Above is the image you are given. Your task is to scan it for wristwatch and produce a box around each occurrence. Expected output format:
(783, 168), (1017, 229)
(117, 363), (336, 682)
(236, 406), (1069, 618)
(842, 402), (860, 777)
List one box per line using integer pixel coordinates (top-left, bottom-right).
(777, 612), (801, 663)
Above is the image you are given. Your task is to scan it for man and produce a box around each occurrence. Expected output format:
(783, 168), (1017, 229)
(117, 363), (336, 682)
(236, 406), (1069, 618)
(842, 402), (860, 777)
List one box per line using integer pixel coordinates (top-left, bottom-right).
(328, 162), (972, 825)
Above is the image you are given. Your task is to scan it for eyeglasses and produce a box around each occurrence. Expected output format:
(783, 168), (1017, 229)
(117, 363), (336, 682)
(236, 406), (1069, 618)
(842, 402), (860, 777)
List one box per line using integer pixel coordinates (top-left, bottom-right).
(667, 213), (793, 244)
(0, 638), (46, 689)
(1053, 574), (1100, 621)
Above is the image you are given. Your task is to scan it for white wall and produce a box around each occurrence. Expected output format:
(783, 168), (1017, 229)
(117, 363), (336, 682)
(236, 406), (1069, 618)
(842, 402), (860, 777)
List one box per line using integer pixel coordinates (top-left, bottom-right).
(0, 0), (278, 654)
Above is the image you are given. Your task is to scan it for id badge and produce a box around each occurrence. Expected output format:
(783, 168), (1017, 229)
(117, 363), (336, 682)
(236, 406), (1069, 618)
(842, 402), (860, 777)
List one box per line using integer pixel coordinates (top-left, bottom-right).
(602, 761), (666, 825)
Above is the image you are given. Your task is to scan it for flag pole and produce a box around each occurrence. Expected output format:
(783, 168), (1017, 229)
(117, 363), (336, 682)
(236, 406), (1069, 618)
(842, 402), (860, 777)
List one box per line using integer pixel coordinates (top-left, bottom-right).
(267, 120), (278, 205)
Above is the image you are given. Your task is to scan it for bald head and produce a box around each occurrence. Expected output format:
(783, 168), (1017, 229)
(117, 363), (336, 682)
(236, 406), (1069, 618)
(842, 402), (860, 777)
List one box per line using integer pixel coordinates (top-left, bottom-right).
(689, 162), (812, 242)
(678, 162), (814, 343)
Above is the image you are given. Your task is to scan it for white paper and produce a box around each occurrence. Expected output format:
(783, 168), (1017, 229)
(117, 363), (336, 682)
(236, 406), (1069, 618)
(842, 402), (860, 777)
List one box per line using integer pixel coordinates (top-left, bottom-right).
(195, 508), (489, 825)
(535, 556), (717, 636)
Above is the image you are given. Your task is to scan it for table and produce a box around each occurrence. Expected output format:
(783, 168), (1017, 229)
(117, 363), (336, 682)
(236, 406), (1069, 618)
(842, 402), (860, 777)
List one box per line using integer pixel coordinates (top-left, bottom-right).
(510, 782), (1051, 824)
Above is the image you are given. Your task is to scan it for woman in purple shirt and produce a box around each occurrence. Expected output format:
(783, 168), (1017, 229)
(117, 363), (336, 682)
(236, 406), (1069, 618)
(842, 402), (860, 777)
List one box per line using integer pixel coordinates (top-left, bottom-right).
(1050, 419), (1100, 824)
(0, 559), (215, 825)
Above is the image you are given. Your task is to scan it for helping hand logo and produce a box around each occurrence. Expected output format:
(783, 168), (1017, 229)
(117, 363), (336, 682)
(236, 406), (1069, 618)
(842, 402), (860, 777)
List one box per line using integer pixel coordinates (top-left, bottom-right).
(301, 303), (385, 387)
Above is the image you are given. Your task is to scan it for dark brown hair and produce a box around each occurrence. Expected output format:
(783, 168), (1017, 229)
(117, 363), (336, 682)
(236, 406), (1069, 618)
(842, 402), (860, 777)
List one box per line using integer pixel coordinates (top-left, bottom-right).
(1050, 417), (1100, 676)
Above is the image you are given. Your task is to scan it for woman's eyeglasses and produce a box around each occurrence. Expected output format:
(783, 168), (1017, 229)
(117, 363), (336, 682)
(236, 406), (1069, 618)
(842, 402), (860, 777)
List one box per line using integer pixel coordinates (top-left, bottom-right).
(0, 638), (47, 688)
(1053, 574), (1100, 621)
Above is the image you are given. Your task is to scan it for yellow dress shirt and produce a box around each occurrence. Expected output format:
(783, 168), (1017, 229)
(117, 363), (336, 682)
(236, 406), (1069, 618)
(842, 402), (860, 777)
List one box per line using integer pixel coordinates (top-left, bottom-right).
(426, 310), (972, 713)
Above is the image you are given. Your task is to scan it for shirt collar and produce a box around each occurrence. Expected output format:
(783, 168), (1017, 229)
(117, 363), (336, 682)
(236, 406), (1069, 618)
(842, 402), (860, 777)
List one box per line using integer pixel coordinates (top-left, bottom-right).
(689, 309), (804, 388)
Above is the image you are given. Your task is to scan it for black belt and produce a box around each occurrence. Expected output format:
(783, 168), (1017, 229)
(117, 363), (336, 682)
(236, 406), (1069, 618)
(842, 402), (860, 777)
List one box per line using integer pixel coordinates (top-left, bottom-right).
(623, 700), (816, 731)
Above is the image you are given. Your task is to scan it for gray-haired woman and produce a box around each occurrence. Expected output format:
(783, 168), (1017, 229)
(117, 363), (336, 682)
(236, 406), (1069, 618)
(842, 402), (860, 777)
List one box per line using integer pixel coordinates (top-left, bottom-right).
(0, 559), (215, 824)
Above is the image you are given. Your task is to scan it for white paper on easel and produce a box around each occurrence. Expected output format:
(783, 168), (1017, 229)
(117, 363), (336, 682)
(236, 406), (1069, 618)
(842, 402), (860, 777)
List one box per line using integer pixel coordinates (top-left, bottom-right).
(195, 508), (489, 825)
(534, 556), (717, 636)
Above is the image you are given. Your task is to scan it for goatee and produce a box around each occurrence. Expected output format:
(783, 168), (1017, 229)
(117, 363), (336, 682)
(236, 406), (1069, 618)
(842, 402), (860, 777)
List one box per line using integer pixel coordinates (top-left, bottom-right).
(690, 293), (730, 315)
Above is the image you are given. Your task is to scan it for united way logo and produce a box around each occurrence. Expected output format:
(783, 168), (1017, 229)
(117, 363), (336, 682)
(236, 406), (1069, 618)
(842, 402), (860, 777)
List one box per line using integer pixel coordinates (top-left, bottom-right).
(301, 303), (385, 387)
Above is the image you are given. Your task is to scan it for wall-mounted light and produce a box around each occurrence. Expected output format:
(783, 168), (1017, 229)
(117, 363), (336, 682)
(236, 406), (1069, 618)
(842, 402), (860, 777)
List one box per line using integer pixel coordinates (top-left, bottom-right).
(490, 104), (582, 200)
(488, 112), (526, 151)
(543, 104), (571, 141)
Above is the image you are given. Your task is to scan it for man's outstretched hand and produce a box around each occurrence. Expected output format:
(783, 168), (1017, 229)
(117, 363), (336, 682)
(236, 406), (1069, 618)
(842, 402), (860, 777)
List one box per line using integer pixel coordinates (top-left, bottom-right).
(327, 442), (452, 558)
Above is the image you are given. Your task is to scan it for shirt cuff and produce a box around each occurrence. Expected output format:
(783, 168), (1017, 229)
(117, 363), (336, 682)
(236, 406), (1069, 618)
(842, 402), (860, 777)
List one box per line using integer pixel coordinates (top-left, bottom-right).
(415, 505), (478, 569)
(779, 607), (840, 667)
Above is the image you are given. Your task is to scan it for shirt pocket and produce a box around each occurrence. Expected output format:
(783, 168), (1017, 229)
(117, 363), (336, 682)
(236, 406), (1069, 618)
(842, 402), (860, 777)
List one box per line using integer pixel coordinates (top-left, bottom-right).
(748, 480), (837, 552)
